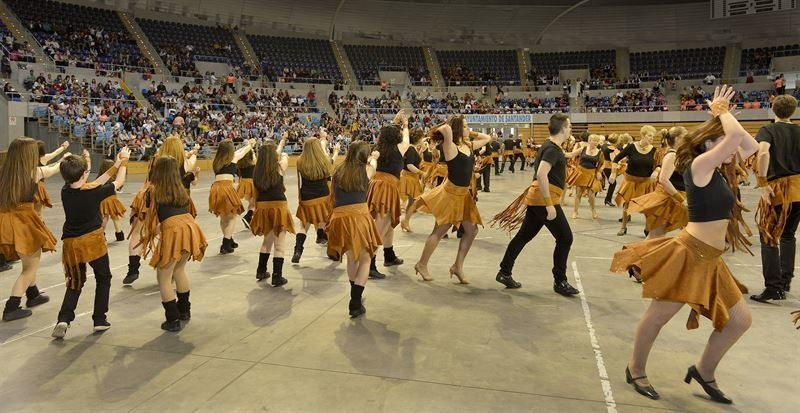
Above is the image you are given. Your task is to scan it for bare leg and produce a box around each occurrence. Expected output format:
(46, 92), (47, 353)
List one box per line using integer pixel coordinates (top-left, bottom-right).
(401, 200), (420, 231)
(156, 259), (179, 302)
(452, 221), (477, 283)
(346, 251), (358, 281)
(221, 213), (237, 238)
(273, 231), (287, 258)
(416, 223), (451, 273)
(102, 216), (109, 232)
(572, 188), (582, 218)
(172, 254), (191, 293)
(129, 219), (143, 256)
(628, 299), (685, 385)
(111, 217), (122, 233)
(375, 214), (393, 247)
(695, 299), (752, 389)
(619, 201), (630, 235)
(11, 251), (42, 297)
(588, 190), (598, 219)
(261, 232), (277, 254)
(355, 250), (371, 286)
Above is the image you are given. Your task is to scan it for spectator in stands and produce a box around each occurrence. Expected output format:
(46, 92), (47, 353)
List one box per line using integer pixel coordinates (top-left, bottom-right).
(225, 72), (236, 94)
(775, 74), (786, 95)
(746, 72), (754, 83)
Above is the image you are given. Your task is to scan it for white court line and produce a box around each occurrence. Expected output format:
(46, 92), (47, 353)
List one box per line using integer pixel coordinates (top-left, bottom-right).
(572, 261), (617, 413)
(575, 256), (613, 260)
(144, 291), (161, 296)
(210, 274), (233, 280)
(0, 263), (128, 305)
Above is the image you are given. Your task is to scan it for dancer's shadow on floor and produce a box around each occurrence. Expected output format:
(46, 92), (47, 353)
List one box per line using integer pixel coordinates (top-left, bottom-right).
(334, 318), (417, 378)
(245, 283), (300, 327)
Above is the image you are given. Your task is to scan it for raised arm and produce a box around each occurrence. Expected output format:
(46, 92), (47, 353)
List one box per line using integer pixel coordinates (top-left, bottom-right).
(366, 150), (379, 179)
(439, 124), (458, 161)
(277, 135), (289, 173)
(231, 139), (255, 163)
(40, 141), (69, 165)
(36, 161), (63, 181)
(565, 142), (586, 159)
(691, 85), (749, 186)
(92, 147), (130, 188)
(184, 144), (199, 172)
(468, 131), (491, 151)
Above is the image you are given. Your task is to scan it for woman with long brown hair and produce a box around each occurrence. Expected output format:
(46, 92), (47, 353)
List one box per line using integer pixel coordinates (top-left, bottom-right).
(291, 137), (335, 263)
(237, 150), (257, 228)
(251, 138), (294, 286)
(0, 138), (58, 321)
(34, 140), (70, 215)
(610, 126), (660, 236)
(209, 139), (255, 254)
(611, 85), (757, 404)
(366, 112), (411, 279)
(141, 156), (208, 332)
(327, 141), (382, 318)
(566, 134), (604, 219)
(97, 159), (127, 241)
(124, 137), (199, 285)
(401, 117), (490, 283)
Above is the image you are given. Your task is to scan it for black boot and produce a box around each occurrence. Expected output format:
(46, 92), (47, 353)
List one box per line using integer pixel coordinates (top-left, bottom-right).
(161, 300), (182, 331)
(256, 252), (271, 280)
(242, 210), (253, 229)
(115, 231), (125, 242)
(123, 255), (140, 285)
(176, 291), (191, 321)
(0, 255), (11, 272)
(291, 234), (306, 263)
(220, 238), (234, 255)
(383, 246), (404, 267)
(349, 284), (366, 318)
(272, 258), (288, 287)
(25, 285), (49, 307)
(496, 270), (522, 289)
(315, 228), (328, 245)
(369, 256), (386, 279)
(3, 296), (31, 321)
(231, 238), (239, 249)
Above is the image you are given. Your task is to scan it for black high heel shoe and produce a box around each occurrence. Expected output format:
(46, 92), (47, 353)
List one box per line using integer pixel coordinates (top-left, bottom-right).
(684, 365), (732, 404)
(628, 267), (643, 283)
(625, 366), (659, 400)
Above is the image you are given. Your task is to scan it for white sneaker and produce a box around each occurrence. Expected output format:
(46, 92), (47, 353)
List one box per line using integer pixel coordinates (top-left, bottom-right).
(51, 322), (69, 339)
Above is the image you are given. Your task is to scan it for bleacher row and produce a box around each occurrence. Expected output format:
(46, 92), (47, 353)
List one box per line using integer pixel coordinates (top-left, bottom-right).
(2, 0), (800, 85)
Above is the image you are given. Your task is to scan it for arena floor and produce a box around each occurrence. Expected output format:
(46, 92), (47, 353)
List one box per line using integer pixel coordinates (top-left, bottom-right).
(0, 169), (797, 413)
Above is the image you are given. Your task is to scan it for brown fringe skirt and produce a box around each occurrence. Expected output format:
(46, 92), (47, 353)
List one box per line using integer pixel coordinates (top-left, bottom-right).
(209, 180), (244, 216)
(188, 196), (198, 218)
(426, 164), (448, 189)
(149, 213), (207, 268)
(129, 183), (151, 223)
(34, 180), (52, 209)
(62, 228), (108, 289)
(629, 186), (688, 232)
(399, 170), (422, 201)
(367, 172), (402, 227)
(0, 203), (57, 260)
(415, 179), (482, 228)
(610, 230), (747, 331)
(237, 178), (256, 200)
(566, 166), (602, 193)
(756, 175), (800, 246)
(616, 174), (655, 207)
(297, 196), (332, 227)
(100, 195), (127, 219)
(491, 183), (563, 232)
(326, 203), (383, 262)
(251, 200), (296, 236)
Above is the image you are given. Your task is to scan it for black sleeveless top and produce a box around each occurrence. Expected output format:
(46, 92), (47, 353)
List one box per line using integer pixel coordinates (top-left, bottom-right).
(22, 180), (37, 202)
(422, 149), (433, 162)
(256, 175), (287, 202)
(446, 149), (475, 187)
(333, 177), (367, 208)
(579, 148), (600, 169)
(614, 144), (657, 178)
(239, 165), (254, 179)
(684, 161), (734, 222)
(179, 164), (194, 190)
(216, 163), (237, 176)
(404, 147), (421, 171)
(376, 145), (403, 178)
(300, 176), (331, 201)
(157, 204), (189, 222)
(665, 151), (685, 192)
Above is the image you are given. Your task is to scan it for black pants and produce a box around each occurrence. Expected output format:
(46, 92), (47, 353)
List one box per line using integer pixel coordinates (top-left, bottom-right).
(603, 168), (616, 204)
(493, 157), (501, 175)
(499, 205), (573, 282)
(760, 202), (800, 292)
(501, 154), (515, 173)
(58, 254), (112, 324)
(514, 153), (526, 170)
(476, 166), (491, 191)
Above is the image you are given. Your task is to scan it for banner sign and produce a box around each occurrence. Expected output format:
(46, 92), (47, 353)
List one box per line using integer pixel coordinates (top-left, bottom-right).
(464, 114), (533, 124)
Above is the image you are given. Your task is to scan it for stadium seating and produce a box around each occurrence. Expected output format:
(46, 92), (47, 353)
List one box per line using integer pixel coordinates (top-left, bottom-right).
(740, 44), (800, 76)
(344, 45), (428, 85)
(137, 18), (245, 76)
(630, 47), (724, 80)
(6, 0), (150, 71)
(247, 35), (340, 83)
(436, 49), (520, 85)
(530, 50), (616, 79)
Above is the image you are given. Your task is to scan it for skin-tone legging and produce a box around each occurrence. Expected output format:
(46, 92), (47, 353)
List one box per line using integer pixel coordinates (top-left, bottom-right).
(261, 231), (287, 257)
(347, 250), (371, 287)
(220, 213), (237, 239)
(11, 250), (42, 297)
(374, 213), (394, 253)
(627, 298), (752, 390)
(416, 221), (478, 281)
(156, 253), (190, 302)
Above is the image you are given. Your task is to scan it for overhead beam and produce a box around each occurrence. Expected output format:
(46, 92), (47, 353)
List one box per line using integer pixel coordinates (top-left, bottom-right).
(330, 0), (347, 40)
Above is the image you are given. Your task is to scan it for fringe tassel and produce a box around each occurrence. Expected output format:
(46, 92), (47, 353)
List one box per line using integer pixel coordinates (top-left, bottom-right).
(489, 187), (531, 233)
(722, 162), (753, 255)
(755, 177), (790, 247)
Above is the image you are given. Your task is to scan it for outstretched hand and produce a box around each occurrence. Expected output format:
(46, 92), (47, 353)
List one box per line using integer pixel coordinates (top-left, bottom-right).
(706, 85), (736, 117)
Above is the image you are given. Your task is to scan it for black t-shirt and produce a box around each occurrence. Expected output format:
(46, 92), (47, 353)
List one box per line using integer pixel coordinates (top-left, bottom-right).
(489, 141), (501, 153)
(533, 140), (566, 189)
(61, 183), (116, 239)
(514, 139), (523, 150)
(757, 122), (800, 181)
(376, 145), (403, 178)
(614, 144), (656, 177)
(503, 139), (515, 151)
(404, 146), (421, 171)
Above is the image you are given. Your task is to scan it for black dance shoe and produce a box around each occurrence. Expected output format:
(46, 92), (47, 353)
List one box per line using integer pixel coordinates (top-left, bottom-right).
(625, 367), (660, 400)
(349, 305), (366, 319)
(161, 320), (182, 332)
(553, 281), (579, 296)
(496, 271), (522, 289)
(684, 365), (732, 404)
(750, 289), (786, 303)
